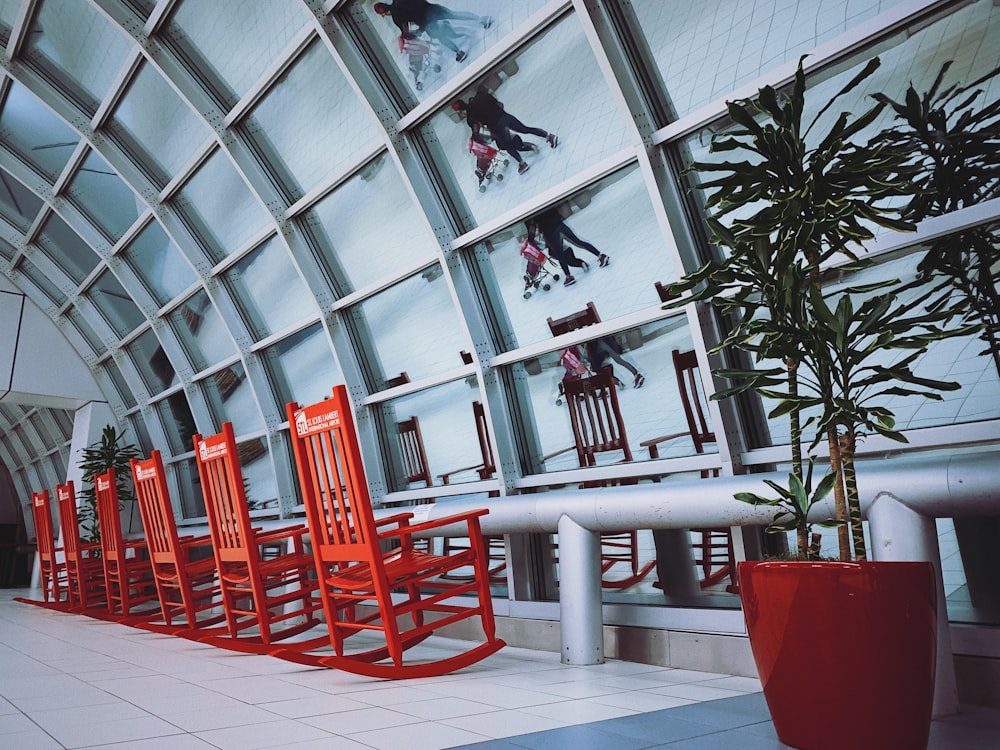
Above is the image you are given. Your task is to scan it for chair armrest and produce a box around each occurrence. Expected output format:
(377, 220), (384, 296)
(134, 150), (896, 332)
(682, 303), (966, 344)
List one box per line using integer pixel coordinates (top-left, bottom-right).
(179, 533), (214, 548)
(382, 508), (489, 539)
(639, 430), (690, 459)
(438, 462), (485, 485)
(374, 512), (414, 528)
(254, 524), (307, 544)
(541, 445), (576, 462)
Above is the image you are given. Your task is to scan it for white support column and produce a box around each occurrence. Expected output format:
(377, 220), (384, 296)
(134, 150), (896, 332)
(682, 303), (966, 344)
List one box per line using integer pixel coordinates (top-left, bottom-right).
(557, 514), (604, 665)
(868, 492), (959, 717)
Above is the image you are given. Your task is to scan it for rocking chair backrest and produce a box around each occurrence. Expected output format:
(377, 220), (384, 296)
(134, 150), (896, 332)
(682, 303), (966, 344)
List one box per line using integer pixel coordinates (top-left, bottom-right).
(562, 366), (632, 466)
(287, 388), (379, 564)
(672, 349), (716, 454)
(194, 422), (260, 568)
(131, 452), (184, 563)
(55, 481), (85, 558)
(95, 469), (125, 562)
(397, 416), (432, 487)
(31, 489), (58, 561)
(472, 401), (496, 480)
(546, 301), (600, 337)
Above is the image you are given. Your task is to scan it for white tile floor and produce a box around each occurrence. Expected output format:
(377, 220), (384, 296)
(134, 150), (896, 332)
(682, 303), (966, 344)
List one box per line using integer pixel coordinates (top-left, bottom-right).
(0, 588), (760, 750)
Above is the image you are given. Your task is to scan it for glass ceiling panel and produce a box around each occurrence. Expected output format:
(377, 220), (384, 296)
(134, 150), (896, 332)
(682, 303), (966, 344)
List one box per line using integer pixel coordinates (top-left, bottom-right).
(0, 0), (17, 45)
(21, 0), (133, 115)
(302, 151), (436, 295)
(154, 390), (196, 455)
(163, 0), (310, 109)
(85, 268), (145, 337)
(35, 212), (99, 284)
(223, 235), (312, 341)
(0, 235), (15, 261)
(100, 356), (136, 409)
(127, 328), (177, 393)
(0, 82), (79, 181)
(62, 305), (104, 356)
(123, 220), (196, 307)
(168, 289), (237, 372)
(199, 362), (263, 435)
(240, 38), (380, 202)
(425, 13), (632, 228)
(18, 256), (67, 307)
(64, 151), (142, 241)
(260, 322), (343, 410)
(171, 148), (271, 263)
(0, 169), (43, 231)
(106, 61), (211, 186)
(353, 268), (471, 389)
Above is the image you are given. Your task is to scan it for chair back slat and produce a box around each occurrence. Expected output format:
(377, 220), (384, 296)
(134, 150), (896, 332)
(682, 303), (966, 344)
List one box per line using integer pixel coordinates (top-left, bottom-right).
(30, 489), (57, 561)
(131, 453), (183, 563)
(95, 470), (124, 559)
(287, 392), (378, 558)
(672, 349), (717, 453)
(194, 424), (258, 566)
(397, 416), (432, 487)
(563, 367), (632, 465)
(55, 482), (84, 557)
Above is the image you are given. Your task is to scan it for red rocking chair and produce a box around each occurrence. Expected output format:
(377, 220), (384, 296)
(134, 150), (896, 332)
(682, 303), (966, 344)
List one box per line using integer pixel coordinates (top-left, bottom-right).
(55, 481), (106, 611)
(279, 385), (506, 678)
(192, 423), (325, 653)
(29, 489), (67, 605)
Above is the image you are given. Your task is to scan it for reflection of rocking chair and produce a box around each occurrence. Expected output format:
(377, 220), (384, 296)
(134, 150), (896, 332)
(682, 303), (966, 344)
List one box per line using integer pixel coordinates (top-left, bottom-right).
(563, 367), (656, 589)
(280, 386), (506, 678)
(641, 349), (738, 592)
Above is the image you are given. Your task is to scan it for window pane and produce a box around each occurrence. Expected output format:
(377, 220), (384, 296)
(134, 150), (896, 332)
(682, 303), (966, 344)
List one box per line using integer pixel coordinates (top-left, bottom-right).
(423, 14), (632, 227)
(62, 305), (104, 355)
(126, 411), (153, 456)
(234, 437), (277, 510)
(162, 0), (310, 108)
(168, 290), (237, 372)
(378, 379), (487, 492)
(352, 269), (471, 389)
(171, 457), (203, 519)
(239, 39), (380, 201)
(35, 213), (99, 284)
(475, 166), (677, 351)
(224, 236), (312, 340)
(514, 317), (700, 475)
(19, 257), (67, 307)
(301, 152), (437, 295)
(127, 328), (177, 393)
(22, 0), (133, 114)
(199, 363), (263, 435)
(123, 221), (197, 306)
(171, 149), (272, 263)
(155, 391), (197, 455)
(86, 269), (145, 337)
(106, 62), (211, 186)
(0, 236), (15, 261)
(64, 152), (142, 241)
(0, 82), (80, 181)
(261, 323), (342, 409)
(100, 357), (136, 410)
(0, 169), (43, 231)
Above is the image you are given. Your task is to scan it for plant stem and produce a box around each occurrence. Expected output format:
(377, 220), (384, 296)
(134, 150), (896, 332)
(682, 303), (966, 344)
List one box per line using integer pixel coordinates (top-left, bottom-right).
(827, 427), (852, 560)
(840, 431), (867, 560)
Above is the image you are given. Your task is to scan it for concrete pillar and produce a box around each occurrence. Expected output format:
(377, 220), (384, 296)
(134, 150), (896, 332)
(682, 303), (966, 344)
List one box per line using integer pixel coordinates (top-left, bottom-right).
(557, 514), (604, 665)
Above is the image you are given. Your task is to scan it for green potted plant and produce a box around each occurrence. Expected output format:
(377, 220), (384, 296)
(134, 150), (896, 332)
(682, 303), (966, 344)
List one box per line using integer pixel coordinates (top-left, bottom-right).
(668, 57), (972, 750)
(77, 425), (141, 544)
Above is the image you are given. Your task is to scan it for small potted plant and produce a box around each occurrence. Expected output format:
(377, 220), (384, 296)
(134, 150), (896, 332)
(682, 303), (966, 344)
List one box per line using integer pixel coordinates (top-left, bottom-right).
(77, 425), (141, 544)
(668, 57), (974, 750)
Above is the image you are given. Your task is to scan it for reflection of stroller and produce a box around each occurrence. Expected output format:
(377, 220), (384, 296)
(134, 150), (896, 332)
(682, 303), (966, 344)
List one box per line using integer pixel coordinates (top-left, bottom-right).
(469, 131), (509, 192)
(398, 34), (441, 91)
(520, 239), (560, 298)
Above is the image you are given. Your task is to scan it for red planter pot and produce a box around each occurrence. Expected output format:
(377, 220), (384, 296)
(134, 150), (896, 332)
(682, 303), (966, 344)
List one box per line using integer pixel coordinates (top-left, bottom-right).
(739, 560), (937, 750)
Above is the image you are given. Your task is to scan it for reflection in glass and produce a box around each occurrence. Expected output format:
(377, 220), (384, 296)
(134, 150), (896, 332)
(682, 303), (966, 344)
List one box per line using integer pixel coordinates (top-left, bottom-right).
(124, 221), (197, 306)
(261, 323), (343, 410)
(239, 39), (380, 202)
(198, 363), (263, 436)
(126, 411), (152, 456)
(233, 437), (277, 511)
(86, 269), (145, 337)
(62, 305), (103, 355)
(352, 268), (471, 389)
(64, 152), (142, 241)
(224, 236), (313, 340)
(170, 457), (203, 519)
(0, 237), (15, 261)
(127, 329), (176, 393)
(377, 378), (488, 492)
(301, 152), (437, 294)
(0, 170), (43, 231)
(423, 14), (632, 227)
(514, 317), (701, 474)
(0, 82), (79, 180)
(171, 149), (272, 263)
(155, 390), (197, 456)
(100, 356), (137, 410)
(167, 290), (236, 373)
(162, 0), (310, 108)
(106, 61), (211, 186)
(22, 0), (132, 114)
(475, 166), (676, 351)
(35, 213), (99, 284)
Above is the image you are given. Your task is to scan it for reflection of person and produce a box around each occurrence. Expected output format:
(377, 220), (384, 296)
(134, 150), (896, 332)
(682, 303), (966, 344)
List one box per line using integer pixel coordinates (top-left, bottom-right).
(374, 1), (492, 62)
(528, 208), (609, 287)
(459, 86), (558, 175)
(586, 336), (645, 388)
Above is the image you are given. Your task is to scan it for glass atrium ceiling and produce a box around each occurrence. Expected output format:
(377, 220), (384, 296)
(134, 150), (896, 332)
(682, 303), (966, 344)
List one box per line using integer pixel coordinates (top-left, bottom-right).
(1, 0), (998, 531)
